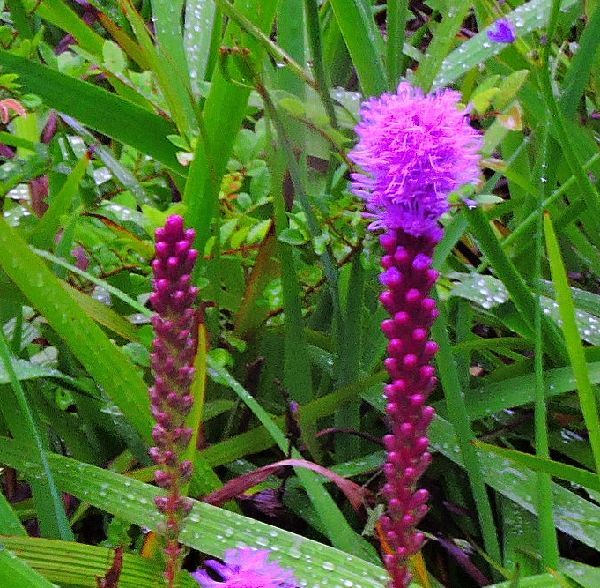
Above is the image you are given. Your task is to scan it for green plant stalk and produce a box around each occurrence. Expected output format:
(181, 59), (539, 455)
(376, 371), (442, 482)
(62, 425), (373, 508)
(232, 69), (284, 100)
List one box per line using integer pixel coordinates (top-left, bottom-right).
(0, 329), (73, 541)
(386, 0), (409, 88)
(432, 303), (502, 569)
(304, 0), (338, 128)
(214, 0), (317, 90)
(537, 1), (600, 240)
(543, 214), (600, 477)
(335, 255), (364, 461)
(533, 122), (560, 569)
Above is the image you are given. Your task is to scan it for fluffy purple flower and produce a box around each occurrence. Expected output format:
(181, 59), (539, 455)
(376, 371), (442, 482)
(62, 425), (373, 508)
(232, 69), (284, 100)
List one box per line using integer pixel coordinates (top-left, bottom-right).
(150, 215), (199, 585)
(486, 18), (516, 44)
(193, 548), (297, 588)
(350, 83), (481, 588)
(349, 82), (481, 238)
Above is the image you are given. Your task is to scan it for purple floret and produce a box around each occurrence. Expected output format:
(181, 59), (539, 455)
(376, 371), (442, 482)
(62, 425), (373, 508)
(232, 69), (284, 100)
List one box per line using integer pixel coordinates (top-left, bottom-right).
(193, 548), (298, 588)
(486, 18), (517, 44)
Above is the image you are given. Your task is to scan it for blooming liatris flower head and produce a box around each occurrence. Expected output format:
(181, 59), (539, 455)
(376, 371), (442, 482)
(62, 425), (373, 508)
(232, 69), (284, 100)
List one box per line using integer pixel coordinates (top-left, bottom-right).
(150, 214), (199, 585)
(350, 82), (481, 238)
(350, 83), (481, 588)
(193, 548), (298, 588)
(486, 18), (517, 44)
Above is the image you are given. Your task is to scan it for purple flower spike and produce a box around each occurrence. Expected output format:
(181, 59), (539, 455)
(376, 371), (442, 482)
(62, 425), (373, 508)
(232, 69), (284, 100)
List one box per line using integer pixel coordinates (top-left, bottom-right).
(150, 215), (199, 586)
(486, 18), (517, 44)
(193, 548), (297, 588)
(350, 83), (481, 587)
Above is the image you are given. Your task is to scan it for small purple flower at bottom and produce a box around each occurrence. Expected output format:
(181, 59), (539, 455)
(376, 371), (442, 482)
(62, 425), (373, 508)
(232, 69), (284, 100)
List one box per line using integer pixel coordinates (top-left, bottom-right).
(193, 548), (298, 588)
(486, 18), (516, 44)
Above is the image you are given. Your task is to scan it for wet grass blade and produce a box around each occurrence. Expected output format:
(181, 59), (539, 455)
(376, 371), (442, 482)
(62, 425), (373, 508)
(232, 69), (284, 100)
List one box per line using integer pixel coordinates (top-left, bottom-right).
(0, 329), (73, 540)
(543, 214), (600, 476)
(328, 0), (387, 96)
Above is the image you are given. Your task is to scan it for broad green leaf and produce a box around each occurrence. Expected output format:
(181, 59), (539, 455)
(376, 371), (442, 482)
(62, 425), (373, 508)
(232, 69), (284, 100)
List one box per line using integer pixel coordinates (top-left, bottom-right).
(0, 50), (182, 173)
(0, 436), (391, 588)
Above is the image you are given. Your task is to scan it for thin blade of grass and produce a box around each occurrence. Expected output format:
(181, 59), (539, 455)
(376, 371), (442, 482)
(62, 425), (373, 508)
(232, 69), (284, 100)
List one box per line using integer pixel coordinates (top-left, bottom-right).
(0, 218), (154, 443)
(543, 214), (600, 475)
(432, 301), (502, 567)
(386, 0), (409, 88)
(0, 329), (73, 540)
(328, 0), (387, 96)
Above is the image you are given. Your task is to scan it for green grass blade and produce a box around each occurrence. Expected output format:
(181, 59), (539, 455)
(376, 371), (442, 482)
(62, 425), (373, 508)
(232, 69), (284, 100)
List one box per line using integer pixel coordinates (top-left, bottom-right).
(432, 0), (580, 89)
(543, 214), (600, 475)
(532, 119), (560, 568)
(386, 0), (409, 88)
(335, 256), (364, 461)
(415, 0), (471, 91)
(0, 218), (153, 443)
(304, 0), (338, 126)
(0, 329), (73, 541)
(0, 546), (57, 588)
(37, 0), (105, 55)
(183, 0), (278, 260)
(328, 0), (387, 96)
(151, 0), (188, 81)
(0, 50), (182, 172)
(184, 0), (218, 93)
(271, 157), (313, 404)
(474, 442), (600, 492)
(466, 207), (567, 363)
(432, 302), (502, 567)
(559, 1), (600, 117)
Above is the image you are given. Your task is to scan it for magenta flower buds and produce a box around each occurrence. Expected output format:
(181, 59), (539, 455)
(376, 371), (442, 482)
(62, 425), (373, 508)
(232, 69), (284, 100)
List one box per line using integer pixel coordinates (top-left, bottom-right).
(149, 215), (199, 585)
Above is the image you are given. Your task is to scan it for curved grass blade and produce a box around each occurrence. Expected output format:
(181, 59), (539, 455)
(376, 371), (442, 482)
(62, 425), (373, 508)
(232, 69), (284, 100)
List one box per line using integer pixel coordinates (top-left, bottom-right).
(432, 0), (580, 89)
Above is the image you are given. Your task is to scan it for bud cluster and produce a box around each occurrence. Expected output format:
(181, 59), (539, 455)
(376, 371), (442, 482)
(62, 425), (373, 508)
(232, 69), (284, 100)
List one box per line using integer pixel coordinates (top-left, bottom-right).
(149, 215), (199, 585)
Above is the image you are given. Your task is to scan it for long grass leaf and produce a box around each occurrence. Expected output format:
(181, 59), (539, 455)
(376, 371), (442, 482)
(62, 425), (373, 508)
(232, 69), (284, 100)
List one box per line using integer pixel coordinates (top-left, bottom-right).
(543, 214), (600, 475)
(0, 329), (73, 540)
